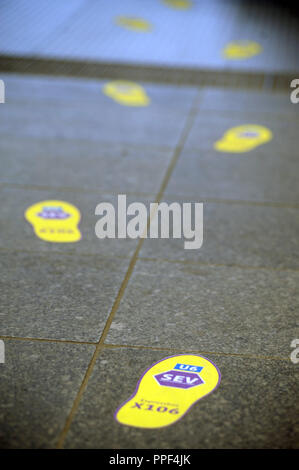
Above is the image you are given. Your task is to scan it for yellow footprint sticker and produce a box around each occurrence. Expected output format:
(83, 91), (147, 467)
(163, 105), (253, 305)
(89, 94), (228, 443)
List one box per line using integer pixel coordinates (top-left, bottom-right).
(103, 80), (150, 107)
(214, 124), (273, 153)
(115, 16), (152, 32)
(115, 354), (221, 429)
(162, 0), (192, 10)
(25, 200), (81, 243)
(223, 41), (262, 60)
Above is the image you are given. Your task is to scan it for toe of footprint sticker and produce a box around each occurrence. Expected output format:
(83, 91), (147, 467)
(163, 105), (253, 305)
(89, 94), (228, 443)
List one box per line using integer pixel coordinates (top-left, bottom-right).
(25, 200), (81, 243)
(103, 80), (150, 107)
(214, 124), (273, 153)
(116, 16), (152, 32)
(115, 354), (221, 429)
(223, 41), (262, 60)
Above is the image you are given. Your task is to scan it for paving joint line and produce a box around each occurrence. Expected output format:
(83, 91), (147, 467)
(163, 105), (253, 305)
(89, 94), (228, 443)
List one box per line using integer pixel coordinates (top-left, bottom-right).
(55, 89), (203, 449)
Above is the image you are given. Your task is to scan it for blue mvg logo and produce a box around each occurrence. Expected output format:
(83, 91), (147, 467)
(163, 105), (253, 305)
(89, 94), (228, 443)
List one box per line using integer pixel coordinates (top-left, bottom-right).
(174, 363), (203, 373)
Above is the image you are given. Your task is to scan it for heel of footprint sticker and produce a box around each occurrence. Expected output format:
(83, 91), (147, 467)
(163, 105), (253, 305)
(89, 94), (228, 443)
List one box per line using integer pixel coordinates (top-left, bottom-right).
(214, 124), (273, 153)
(103, 80), (150, 107)
(115, 354), (221, 429)
(25, 200), (81, 243)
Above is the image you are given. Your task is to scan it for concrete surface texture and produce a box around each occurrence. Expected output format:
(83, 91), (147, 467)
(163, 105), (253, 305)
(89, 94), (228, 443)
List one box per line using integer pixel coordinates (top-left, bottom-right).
(1, 0), (299, 72)
(0, 0), (298, 449)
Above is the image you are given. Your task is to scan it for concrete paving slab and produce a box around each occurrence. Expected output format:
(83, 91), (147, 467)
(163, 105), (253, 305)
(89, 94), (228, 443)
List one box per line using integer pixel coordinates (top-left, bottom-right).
(0, 73), (196, 149)
(104, 259), (299, 356)
(0, 98), (187, 149)
(0, 339), (95, 449)
(140, 201), (299, 269)
(63, 347), (298, 449)
(0, 250), (130, 342)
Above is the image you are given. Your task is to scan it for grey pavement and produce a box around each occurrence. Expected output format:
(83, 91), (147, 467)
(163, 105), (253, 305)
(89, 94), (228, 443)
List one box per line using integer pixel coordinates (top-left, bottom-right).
(105, 258), (299, 357)
(0, 339), (95, 449)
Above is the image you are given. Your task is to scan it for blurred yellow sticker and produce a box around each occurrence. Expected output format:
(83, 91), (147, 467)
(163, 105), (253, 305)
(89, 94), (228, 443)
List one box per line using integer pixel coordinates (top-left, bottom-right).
(162, 0), (192, 9)
(214, 124), (273, 153)
(223, 41), (262, 59)
(115, 354), (221, 429)
(103, 80), (150, 107)
(116, 16), (152, 32)
(25, 200), (81, 243)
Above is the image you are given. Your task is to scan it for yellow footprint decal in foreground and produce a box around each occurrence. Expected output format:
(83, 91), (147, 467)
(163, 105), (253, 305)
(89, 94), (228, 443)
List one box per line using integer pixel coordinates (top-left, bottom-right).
(103, 80), (150, 107)
(25, 200), (81, 243)
(115, 354), (221, 429)
(214, 124), (273, 153)
(223, 41), (262, 60)
(162, 0), (192, 9)
(116, 16), (152, 32)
